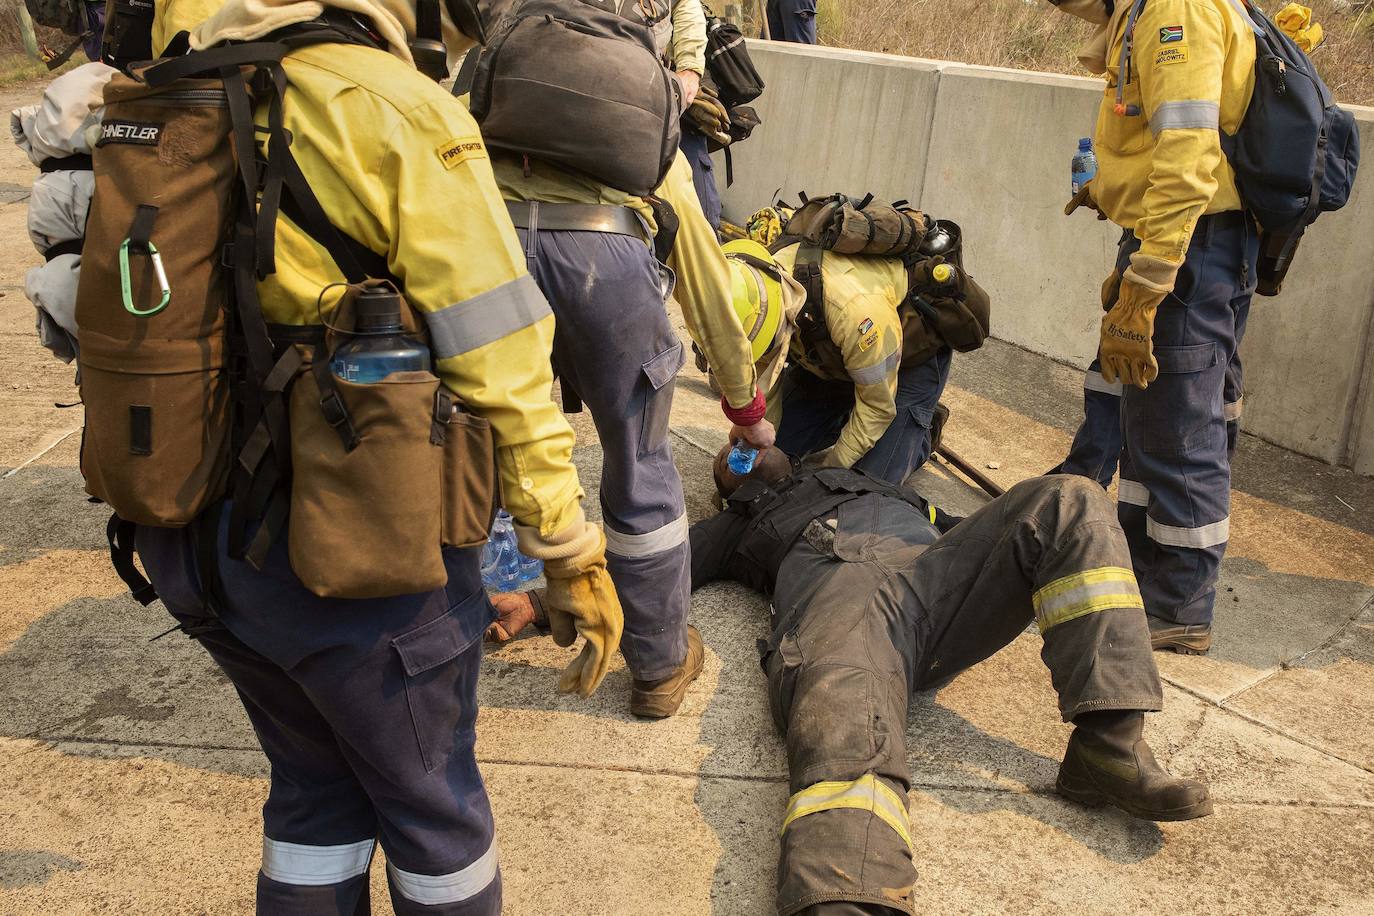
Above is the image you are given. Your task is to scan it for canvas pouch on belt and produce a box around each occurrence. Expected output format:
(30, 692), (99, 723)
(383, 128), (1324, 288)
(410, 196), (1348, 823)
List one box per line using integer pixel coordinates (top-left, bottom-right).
(287, 285), (499, 599)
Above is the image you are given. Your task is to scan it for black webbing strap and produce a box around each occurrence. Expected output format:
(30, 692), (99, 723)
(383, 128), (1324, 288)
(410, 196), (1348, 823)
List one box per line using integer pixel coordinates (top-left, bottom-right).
(127, 204), (158, 253)
(40, 153), (93, 173)
(793, 243), (827, 350)
(106, 514), (159, 606)
(46, 32), (91, 72)
(410, 0), (449, 81)
(144, 42), (290, 87)
(44, 238), (84, 261)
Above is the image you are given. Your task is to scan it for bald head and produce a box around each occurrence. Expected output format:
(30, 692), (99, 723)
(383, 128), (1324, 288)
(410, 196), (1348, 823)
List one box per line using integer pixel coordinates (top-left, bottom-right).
(713, 444), (793, 499)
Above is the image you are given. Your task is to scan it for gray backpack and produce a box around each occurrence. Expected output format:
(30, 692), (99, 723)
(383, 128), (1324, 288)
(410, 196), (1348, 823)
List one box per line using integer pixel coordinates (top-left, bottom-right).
(467, 0), (682, 197)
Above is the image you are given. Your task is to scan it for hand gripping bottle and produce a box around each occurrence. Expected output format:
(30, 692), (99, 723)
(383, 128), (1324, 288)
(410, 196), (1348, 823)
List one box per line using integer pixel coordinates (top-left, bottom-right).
(1071, 137), (1098, 196)
(330, 287), (430, 383)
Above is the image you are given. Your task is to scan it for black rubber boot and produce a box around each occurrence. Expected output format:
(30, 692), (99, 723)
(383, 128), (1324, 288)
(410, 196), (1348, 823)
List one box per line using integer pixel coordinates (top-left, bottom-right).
(1057, 710), (1213, 821)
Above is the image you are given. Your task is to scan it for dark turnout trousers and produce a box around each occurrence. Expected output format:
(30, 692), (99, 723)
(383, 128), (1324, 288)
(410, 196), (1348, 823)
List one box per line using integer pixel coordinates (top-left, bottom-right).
(691, 471), (1162, 914)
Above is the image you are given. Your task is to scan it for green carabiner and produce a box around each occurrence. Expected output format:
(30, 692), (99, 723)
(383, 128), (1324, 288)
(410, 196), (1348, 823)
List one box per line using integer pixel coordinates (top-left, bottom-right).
(120, 238), (171, 317)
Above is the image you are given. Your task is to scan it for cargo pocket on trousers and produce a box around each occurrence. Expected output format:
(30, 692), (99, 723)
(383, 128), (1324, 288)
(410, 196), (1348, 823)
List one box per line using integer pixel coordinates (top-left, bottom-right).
(637, 341), (685, 458)
(441, 403), (499, 549)
(766, 626), (804, 735)
(289, 369), (447, 598)
(392, 595), (485, 774)
(1140, 342), (1221, 456)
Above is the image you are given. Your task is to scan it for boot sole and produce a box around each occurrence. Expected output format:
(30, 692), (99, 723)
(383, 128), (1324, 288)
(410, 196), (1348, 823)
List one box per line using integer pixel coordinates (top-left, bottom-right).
(630, 651), (705, 720)
(1151, 634), (1212, 656)
(1056, 773), (1214, 822)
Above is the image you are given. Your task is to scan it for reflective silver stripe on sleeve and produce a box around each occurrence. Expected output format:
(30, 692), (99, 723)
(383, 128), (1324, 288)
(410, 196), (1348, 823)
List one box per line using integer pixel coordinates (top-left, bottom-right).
(1118, 479), (1149, 507)
(261, 837), (374, 886)
(388, 839), (499, 906)
(1147, 515), (1230, 549)
(425, 274), (552, 360)
(604, 512), (689, 559)
(1083, 369), (1123, 397)
(1224, 397), (1243, 422)
(1150, 100), (1221, 138)
(848, 351), (899, 387)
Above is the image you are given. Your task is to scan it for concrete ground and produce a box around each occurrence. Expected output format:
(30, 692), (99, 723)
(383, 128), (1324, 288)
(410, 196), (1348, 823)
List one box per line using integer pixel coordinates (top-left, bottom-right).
(2, 76), (1373, 914)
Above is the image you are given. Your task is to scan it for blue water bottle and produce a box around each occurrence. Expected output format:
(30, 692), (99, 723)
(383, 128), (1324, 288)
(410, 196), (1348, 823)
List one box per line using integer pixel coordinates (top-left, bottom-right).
(331, 287), (431, 383)
(481, 510), (523, 591)
(727, 440), (758, 475)
(1071, 137), (1098, 196)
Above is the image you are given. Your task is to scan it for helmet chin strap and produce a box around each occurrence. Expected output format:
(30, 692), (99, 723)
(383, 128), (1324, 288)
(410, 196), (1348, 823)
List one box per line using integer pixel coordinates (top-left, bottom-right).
(410, 0), (449, 81)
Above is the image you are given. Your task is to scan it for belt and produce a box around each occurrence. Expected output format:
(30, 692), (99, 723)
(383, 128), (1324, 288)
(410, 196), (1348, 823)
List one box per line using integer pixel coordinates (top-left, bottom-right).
(506, 200), (647, 241)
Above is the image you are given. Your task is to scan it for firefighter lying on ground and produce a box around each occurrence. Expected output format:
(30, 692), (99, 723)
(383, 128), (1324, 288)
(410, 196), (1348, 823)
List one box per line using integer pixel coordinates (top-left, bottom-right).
(494, 446), (1214, 914)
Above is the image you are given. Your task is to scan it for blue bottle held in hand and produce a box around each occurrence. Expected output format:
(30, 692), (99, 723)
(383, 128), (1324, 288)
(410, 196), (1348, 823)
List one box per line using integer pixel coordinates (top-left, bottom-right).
(1071, 137), (1098, 196)
(727, 440), (758, 475)
(330, 287), (431, 383)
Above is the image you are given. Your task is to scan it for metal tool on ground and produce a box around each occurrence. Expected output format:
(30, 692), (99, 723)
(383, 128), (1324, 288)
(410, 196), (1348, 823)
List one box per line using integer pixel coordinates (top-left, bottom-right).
(935, 445), (1006, 498)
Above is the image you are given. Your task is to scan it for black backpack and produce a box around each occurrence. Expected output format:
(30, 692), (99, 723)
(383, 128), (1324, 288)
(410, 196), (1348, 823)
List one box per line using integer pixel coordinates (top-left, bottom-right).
(467, 0), (682, 196)
(1127, 0), (1360, 294)
(703, 8), (763, 109)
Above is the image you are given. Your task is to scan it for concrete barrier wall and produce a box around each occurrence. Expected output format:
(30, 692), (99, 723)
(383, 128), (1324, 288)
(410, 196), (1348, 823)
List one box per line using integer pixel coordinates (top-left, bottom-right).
(719, 42), (1374, 474)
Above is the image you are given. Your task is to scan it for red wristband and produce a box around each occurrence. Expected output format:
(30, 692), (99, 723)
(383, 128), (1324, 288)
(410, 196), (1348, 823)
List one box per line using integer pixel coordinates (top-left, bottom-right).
(721, 388), (766, 427)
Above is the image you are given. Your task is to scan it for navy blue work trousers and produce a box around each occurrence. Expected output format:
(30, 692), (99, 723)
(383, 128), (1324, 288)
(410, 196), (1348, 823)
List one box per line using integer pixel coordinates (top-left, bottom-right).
(1113, 212), (1259, 626)
(137, 520), (500, 916)
(766, 0), (817, 43)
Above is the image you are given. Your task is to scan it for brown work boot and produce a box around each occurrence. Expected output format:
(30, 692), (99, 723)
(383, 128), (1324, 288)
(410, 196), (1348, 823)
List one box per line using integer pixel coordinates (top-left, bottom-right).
(1148, 616), (1213, 655)
(630, 625), (705, 719)
(1057, 711), (1213, 822)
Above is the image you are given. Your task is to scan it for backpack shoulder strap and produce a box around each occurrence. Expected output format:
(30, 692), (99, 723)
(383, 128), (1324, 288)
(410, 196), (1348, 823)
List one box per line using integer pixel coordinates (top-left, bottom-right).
(792, 243), (830, 354)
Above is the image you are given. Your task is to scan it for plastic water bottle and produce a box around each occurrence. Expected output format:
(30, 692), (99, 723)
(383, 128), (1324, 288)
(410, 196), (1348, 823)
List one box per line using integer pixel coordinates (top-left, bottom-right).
(331, 287), (431, 383)
(481, 510), (523, 591)
(1071, 137), (1098, 196)
(518, 551), (543, 582)
(727, 440), (758, 475)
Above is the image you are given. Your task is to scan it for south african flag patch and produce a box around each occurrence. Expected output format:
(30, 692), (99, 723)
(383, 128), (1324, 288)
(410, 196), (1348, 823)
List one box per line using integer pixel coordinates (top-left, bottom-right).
(1160, 25), (1184, 42)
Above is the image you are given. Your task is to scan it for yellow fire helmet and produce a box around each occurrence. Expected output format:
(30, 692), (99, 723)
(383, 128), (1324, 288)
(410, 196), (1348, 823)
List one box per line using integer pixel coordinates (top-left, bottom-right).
(722, 238), (785, 364)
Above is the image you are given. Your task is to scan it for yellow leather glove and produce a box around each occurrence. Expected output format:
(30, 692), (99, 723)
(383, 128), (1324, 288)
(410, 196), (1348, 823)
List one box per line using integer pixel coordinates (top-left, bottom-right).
(1101, 277), (1170, 389)
(1101, 269), (1122, 311)
(1065, 182), (1108, 221)
(516, 512), (624, 697)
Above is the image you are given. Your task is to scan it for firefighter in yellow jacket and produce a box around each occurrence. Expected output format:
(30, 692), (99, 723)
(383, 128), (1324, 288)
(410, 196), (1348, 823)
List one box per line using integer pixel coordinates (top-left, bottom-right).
(130, 0), (619, 911)
(724, 239), (954, 484)
(1048, 0), (1259, 656)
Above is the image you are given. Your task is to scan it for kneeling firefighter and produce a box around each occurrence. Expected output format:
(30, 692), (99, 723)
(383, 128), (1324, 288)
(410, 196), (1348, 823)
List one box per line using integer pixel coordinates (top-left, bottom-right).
(461, 0), (773, 718)
(722, 195), (991, 485)
(77, 0), (622, 911)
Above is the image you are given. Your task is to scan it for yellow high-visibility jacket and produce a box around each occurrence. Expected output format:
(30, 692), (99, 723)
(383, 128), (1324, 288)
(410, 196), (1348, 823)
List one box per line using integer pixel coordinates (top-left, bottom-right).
(492, 152), (760, 413)
(1092, 0), (1256, 266)
(153, 14), (589, 540)
(770, 246), (907, 470)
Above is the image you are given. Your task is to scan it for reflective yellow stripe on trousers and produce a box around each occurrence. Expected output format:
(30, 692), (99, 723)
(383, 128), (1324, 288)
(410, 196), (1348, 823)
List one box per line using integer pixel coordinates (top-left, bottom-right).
(781, 773), (912, 850)
(1032, 566), (1143, 633)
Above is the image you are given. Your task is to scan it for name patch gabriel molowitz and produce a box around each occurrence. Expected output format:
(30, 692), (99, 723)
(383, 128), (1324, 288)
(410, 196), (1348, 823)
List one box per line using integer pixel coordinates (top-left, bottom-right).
(98, 120), (163, 147)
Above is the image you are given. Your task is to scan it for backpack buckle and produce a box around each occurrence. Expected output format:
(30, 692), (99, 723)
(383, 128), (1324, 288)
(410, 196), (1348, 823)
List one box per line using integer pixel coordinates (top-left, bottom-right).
(410, 38), (449, 82)
(120, 238), (171, 316)
(318, 390), (350, 428)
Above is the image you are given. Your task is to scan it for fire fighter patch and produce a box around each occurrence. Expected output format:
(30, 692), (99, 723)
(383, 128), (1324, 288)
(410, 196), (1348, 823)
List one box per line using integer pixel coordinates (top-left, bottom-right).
(97, 119), (162, 147)
(1155, 45), (1189, 67)
(437, 138), (486, 170)
(1159, 25), (1184, 42)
